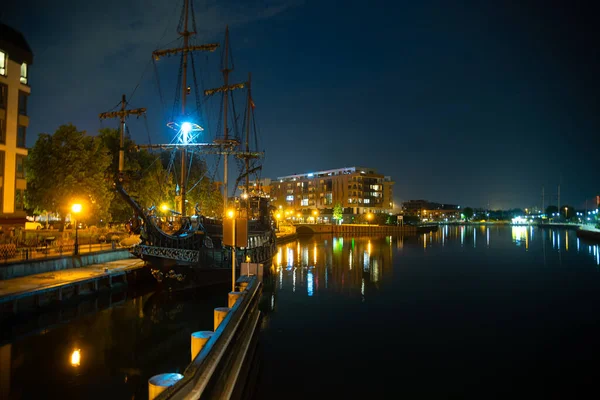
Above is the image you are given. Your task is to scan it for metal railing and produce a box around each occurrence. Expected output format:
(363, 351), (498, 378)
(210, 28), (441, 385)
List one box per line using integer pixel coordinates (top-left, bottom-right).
(0, 233), (130, 264)
(157, 276), (262, 400)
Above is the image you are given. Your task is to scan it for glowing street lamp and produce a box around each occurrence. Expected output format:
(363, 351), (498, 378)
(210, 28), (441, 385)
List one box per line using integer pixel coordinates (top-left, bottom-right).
(367, 212), (373, 225)
(312, 209), (319, 224)
(564, 206), (568, 219)
(227, 209), (236, 292)
(71, 203), (82, 255)
(70, 349), (81, 367)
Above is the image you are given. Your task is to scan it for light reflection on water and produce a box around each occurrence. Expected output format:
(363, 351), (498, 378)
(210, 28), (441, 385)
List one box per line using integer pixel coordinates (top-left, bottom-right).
(272, 227), (600, 299)
(257, 226), (600, 399)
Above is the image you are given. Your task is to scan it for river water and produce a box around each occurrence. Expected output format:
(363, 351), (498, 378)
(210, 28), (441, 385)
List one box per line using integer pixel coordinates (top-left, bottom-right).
(1, 226), (599, 399)
(254, 226), (600, 399)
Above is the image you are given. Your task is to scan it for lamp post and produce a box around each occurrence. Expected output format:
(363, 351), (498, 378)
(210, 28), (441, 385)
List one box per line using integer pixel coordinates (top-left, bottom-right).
(313, 209), (318, 224)
(227, 209), (236, 292)
(367, 212), (373, 226)
(72, 203), (82, 255)
(275, 213), (281, 231)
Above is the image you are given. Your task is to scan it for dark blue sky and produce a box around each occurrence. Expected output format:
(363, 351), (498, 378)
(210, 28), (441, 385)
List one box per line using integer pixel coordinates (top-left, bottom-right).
(2, 0), (598, 210)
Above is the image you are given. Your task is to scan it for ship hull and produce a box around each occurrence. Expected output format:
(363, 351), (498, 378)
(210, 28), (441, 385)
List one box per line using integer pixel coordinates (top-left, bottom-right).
(130, 239), (276, 288)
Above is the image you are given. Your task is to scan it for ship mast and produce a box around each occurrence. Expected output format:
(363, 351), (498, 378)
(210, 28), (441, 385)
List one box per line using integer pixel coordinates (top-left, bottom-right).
(151, 0), (218, 216)
(245, 72), (252, 199)
(180, 0), (190, 216)
(204, 27), (246, 214)
(99, 94), (146, 179)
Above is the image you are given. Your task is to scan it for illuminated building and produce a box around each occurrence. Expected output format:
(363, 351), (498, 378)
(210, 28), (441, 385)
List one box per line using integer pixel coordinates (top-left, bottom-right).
(0, 23), (32, 230)
(270, 167), (394, 215)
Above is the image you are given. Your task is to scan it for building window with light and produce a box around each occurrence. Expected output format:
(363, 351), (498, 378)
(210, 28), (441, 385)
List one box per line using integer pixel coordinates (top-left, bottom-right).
(16, 154), (26, 179)
(0, 50), (6, 75)
(18, 91), (28, 115)
(17, 125), (26, 148)
(20, 62), (28, 84)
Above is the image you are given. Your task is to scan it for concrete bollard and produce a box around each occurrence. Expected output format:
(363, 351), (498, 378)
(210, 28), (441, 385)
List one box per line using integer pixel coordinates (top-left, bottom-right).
(214, 307), (230, 330)
(228, 291), (243, 308)
(191, 331), (214, 361)
(148, 373), (183, 400)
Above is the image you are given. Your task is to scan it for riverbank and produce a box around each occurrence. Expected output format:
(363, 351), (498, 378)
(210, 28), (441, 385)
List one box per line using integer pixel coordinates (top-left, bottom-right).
(0, 258), (149, 316)
(576, 226), (600, 243)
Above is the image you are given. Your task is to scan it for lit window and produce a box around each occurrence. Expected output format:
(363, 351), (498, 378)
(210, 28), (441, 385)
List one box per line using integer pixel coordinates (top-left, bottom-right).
(20, 63), (28, 84)
(0, 50), (6, 75)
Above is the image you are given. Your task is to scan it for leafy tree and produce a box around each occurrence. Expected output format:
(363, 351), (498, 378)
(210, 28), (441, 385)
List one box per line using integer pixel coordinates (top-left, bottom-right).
(463, 207), (474, 220)
(97, 128), (171, 222)
(26, 124), (113, 226)
(545, 205), (558, 216)
(333, 203), (343, 224)
(560, 205), (575, 220)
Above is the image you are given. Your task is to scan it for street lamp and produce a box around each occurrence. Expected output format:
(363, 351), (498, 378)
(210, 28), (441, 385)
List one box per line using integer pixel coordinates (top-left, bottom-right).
(312, 209), (318, 224)
(72, 203), (82, 255)
(227, 209), (236, 292)
(564, 206), (568, 219)
(367, 212), (373, 225)
(275, 213), (281, 231)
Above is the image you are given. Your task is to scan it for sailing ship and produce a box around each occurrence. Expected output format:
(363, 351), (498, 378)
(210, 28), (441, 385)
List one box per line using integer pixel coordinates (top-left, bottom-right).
(99, 0), (276, 284)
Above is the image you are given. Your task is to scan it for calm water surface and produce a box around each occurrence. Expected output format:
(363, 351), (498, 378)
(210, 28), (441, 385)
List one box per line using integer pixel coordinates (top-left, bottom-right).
(2, 226), (599, 399)
(0, 283), (230, 400)
(255, 226), (600, 399)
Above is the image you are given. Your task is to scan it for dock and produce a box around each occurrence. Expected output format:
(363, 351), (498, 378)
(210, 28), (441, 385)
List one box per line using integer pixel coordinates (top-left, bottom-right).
(0, 258), (146, 314)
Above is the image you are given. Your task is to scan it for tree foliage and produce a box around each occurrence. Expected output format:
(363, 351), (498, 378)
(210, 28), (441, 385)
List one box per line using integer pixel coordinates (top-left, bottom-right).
(97, 128), (171, 222)
(463, 207), (474, 220)
(25, 124), (113, 224)
(333, 203), (343, 223)
(545, 205), (558, 216)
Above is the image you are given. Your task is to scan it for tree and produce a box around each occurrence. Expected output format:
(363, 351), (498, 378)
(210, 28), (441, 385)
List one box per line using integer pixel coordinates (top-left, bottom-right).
(463, 207), (474, 221)
(333, 203), (343, 224)
(97, 128), (171, 222)
(26, 124), (113, 226)
(545, 205), (558, 216)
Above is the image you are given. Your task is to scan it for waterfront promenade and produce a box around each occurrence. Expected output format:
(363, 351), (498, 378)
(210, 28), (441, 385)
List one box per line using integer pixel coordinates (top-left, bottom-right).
(0, 258), (145, 313)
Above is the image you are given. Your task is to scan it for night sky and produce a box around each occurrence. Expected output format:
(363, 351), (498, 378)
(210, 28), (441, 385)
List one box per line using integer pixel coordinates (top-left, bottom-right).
(2, 0), (598, 210)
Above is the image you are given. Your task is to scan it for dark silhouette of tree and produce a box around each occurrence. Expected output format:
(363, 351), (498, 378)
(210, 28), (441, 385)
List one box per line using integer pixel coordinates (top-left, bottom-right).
(463, 207), (474, 220)
(25, 124), (113, 226)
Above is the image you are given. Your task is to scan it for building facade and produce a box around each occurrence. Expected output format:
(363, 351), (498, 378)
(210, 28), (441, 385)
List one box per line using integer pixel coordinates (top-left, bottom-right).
(402, 199), (461, 221)
(0, 24), (33, 229)
(271, 167), (394, 215)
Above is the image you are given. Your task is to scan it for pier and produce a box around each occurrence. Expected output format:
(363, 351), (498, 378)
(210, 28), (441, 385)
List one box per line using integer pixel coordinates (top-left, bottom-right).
(0, 258), (146, 315)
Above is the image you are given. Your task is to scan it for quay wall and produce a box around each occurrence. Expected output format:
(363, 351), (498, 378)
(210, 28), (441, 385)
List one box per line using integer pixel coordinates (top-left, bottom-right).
(0, 249), (132, 280)
(295, 224), (419, 235)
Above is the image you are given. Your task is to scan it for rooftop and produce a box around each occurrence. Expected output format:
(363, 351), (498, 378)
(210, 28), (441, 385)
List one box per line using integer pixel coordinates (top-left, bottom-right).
(0, 23), (34, 65)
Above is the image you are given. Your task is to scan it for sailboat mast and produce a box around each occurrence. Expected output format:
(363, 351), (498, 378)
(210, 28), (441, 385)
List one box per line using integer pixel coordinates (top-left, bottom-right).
(222, 26), (231, 210)
(98, 95), (146, 179)
(179, 0), (191, 216)
(245, 72), (252, 200)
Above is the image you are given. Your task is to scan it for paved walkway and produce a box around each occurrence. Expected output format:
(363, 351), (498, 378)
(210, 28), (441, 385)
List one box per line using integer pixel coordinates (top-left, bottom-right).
(0, 258), (145, 301)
